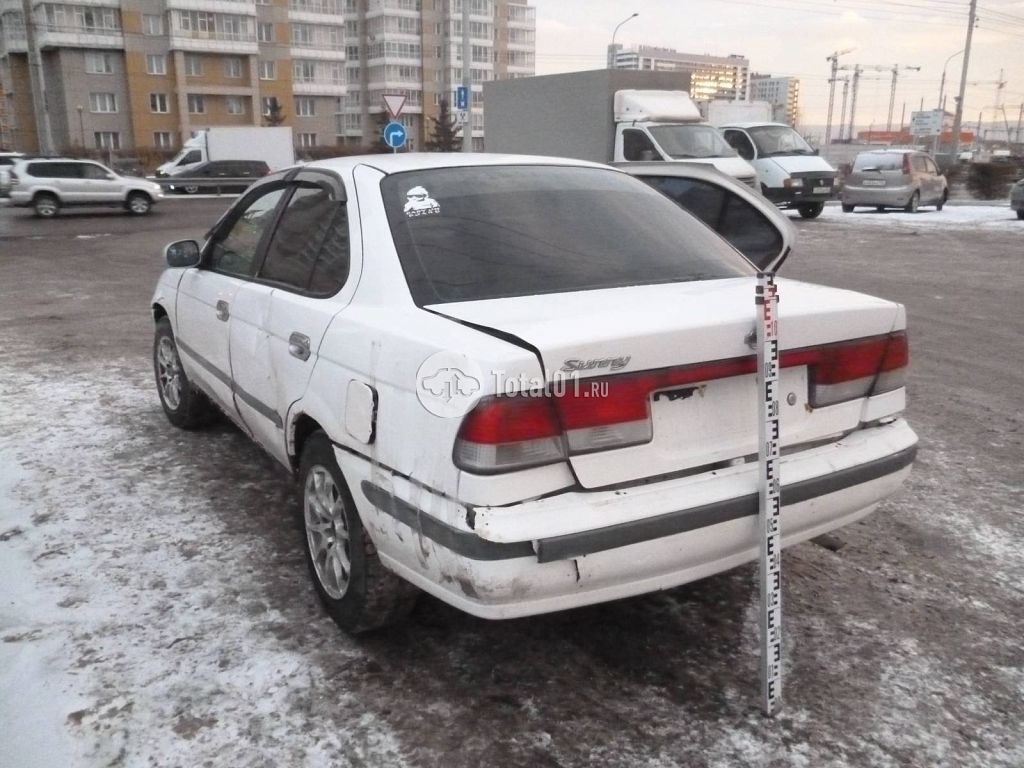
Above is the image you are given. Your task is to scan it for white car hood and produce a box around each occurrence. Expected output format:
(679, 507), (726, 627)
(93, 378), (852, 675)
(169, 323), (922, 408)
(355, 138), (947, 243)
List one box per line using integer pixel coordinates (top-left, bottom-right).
(673, 156), (757, 180)
(766, 155), (836, 175)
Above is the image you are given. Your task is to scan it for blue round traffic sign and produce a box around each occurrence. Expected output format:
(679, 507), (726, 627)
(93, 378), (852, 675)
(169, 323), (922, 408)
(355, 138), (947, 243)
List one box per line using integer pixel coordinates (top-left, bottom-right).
(384, 121), (407, 150)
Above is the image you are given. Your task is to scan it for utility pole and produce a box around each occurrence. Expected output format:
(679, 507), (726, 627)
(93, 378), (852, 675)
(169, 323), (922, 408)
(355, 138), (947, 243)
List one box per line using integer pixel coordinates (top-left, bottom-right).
(951, 0), (978, 159)
(1016, 103), (1023, 145)
(22, 0), (55, 154)
(847, 65), (861, 142)
(824, 48), (853, 145)
(461, 0), (472, 153)
(838, 77), (849, 142)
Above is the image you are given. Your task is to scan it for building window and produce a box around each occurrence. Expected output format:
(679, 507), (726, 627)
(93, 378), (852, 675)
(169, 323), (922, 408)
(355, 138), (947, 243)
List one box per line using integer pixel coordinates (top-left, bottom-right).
(143, 14), (163, 36)
(261, 96), (275, 116)
(150, 93), (169, 113)
(295, 97), (316, 117)
(297, 133), (317, 148)
(224, 57), (244, 78)
(187, 94), (205, 114)
(85, 52), (114, 75)
(259, 60), (276, 80)
(185, 54), (203, 77)
(146, 54), (166, 75)
(293, 60), (316, 83)
(226, 96), (246, 115)
(89, 92), (117, 113)
(258, 22), (274, 42)
(153, 131), (173, 148)
(94, 131), (120, 149)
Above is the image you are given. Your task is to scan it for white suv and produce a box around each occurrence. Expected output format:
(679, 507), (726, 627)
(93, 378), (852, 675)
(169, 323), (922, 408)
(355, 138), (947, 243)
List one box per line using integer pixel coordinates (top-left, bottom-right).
(9, 158), (163, 217)
(151, 154), (916, 634)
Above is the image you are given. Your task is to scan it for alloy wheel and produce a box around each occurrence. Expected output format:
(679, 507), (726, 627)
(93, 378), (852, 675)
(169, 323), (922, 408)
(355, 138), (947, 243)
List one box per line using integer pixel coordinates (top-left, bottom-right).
(156, 337), (182, 410)
(304, 466), (352, 600)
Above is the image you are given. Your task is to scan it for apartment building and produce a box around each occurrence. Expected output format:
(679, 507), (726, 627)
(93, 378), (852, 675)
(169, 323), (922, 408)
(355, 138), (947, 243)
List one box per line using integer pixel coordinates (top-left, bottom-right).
(0, 0), (535, 154)
(339, 0), (535, 151)
(0, 0), (343, 153)
(750, 73), (800, 126)
(608, 44), (749, 103)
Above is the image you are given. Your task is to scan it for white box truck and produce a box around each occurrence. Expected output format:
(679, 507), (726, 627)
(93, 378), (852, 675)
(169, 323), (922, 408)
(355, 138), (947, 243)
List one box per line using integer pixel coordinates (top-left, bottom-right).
(483, 71), (758, 188)
(156, 127), (295, 177)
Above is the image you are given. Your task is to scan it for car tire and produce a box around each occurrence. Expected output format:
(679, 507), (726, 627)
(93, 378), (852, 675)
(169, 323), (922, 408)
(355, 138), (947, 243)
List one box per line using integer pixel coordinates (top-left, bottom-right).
(33, 193), (59, 218)
(841, 204), (855, 213)
(904, 192), (920, 214)
(936, 190), (948, 212)
(1017, 210), (1024, 220)
(876, 206), (886, 212)
(183, 184), (200, 195)
(797, 202), (824, 219)
(298, 431), (418, 634)
(153, 318), (218, 429)
(126, 192), (152, 215)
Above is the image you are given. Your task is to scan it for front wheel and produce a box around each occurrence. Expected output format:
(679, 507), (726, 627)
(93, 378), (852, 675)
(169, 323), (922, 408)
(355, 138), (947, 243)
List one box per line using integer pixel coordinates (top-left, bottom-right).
(904, 192), (920, 214)
(153, 318), (217, 429)
(33, 193), (59, 218)
(1017, 209), (1024, 220)
(299, 432), (418, 634)
(936, 190), (948, 212)
(182, 184), (200, 195)
(126, 192), (152, 215)
(841, 203), (855, 213)
(797, 202), (824, 219)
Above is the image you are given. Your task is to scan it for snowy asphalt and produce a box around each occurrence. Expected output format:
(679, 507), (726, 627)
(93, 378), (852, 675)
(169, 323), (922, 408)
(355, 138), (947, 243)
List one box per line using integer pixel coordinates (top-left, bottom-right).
(0, 200), (1022, 767)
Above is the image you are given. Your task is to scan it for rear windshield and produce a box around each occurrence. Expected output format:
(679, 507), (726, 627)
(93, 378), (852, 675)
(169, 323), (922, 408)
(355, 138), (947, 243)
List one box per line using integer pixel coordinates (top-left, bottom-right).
(381, 165), (753, 305)
(853, 153), (904, 171)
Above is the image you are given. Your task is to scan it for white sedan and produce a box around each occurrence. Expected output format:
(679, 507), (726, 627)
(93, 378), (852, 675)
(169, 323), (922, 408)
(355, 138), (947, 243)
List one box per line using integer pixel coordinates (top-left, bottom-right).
(151, 154), (917, 633)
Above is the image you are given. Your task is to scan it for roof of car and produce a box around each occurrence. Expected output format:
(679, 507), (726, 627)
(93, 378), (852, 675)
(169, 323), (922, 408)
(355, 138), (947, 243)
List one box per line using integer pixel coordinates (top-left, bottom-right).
(855, 148), (921, 155)
(301, 152), (612, 175)
(718, 122), (790, 129)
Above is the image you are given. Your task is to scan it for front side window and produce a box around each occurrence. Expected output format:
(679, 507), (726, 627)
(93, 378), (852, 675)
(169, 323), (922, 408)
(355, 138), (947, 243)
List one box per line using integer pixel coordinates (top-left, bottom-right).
(723, 130), (755, 161)
(382, 166), (752, 305)
(622, 129), (660, 162)
(209, 187), (288, 278)
(259, 184), (350, 294)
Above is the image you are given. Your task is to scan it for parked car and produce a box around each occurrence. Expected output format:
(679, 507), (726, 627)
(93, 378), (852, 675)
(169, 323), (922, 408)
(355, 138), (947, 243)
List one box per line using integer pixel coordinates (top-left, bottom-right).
(8, 158), (163, 217)
(1011, 178), (1024, 220)
(151, 154), (917, 634)
(0, 151), (24, 197)
(841, 149), (948, 213)
(164, 160), (270, 194)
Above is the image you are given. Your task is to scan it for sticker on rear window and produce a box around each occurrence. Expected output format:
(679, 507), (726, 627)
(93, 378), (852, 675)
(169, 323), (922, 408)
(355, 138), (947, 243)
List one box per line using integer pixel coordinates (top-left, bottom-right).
(404, 186), (440, 217)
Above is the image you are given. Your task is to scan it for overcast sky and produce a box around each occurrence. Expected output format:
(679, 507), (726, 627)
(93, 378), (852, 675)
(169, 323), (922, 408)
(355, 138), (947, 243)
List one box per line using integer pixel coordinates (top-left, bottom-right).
(531, 0), (1024, 136)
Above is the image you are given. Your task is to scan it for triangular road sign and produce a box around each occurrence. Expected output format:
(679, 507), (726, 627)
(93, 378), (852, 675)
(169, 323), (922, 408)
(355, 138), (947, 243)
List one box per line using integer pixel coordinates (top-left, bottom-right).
(383, 94), (407, 119)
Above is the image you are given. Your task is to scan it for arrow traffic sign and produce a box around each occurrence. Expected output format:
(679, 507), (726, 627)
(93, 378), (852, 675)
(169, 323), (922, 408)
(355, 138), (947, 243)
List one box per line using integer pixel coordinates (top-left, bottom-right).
(384, 121), (407, 150)
(382, 94), (407, 119)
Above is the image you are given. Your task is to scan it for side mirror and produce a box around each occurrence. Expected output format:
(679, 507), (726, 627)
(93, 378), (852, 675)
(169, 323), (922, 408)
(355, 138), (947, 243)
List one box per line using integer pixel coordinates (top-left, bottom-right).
(105, 172), (117, 180)
(164, 239), (201, 268)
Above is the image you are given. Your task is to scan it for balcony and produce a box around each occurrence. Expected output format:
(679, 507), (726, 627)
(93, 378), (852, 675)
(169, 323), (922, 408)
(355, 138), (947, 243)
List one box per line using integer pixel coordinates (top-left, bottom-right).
(288, 0), (343, 24)
(293, 80), (346, 96)
(36, 23), (124, 50)
(170, 27), (258, 54)
(166, 0), (257, 13)
(290, 43), (345, 61)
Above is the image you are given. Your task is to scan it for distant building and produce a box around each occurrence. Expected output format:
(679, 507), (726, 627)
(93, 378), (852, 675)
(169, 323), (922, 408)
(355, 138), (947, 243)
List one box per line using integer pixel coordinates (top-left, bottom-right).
(749, 74), (800, 126)
(608, 44), (748, 102)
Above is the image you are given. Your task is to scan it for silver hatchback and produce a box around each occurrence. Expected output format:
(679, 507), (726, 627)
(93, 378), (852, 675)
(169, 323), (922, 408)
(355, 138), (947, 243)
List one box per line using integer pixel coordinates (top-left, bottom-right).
(842, 150), (948, 213)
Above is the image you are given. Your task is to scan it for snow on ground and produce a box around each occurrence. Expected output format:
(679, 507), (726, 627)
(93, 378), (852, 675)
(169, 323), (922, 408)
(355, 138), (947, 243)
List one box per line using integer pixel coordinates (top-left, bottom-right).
(810, 204), (1022, 230)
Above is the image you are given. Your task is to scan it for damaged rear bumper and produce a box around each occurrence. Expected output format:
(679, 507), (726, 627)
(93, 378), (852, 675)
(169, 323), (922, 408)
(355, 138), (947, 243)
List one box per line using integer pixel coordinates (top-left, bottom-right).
(339, 419), (917, 619)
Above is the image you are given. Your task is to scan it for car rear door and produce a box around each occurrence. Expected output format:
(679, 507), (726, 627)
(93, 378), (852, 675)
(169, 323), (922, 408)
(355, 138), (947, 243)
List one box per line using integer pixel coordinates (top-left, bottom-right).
(174, 181), (291, 420)
(228, 170), (354, 465)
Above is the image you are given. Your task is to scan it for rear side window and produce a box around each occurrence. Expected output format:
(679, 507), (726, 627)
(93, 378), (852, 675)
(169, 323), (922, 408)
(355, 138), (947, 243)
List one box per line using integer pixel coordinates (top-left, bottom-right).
(853, 153), (903, 171)
(259, 184), (349, 295)
(26, 162), (82, 179)
(381, 165), (753, 305)
(911, 155), (928, 173)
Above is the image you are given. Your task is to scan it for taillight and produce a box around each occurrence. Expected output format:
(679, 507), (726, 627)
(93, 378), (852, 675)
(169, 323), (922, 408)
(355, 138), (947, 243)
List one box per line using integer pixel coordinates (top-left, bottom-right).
(453, 332), (908, 474)
(902, 154), (912, 174)
(454, 395), (567, 474)
(782, 331), (908, 407)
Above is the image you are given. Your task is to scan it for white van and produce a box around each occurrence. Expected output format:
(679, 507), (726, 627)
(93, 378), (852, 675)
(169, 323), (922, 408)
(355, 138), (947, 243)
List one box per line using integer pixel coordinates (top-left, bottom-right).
(720, 123), (838, 219)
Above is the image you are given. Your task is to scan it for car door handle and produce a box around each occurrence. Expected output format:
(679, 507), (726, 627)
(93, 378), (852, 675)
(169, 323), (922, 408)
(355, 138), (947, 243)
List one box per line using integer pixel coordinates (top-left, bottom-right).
(288, 332), (311, 361)
(215, 300), (229, 321)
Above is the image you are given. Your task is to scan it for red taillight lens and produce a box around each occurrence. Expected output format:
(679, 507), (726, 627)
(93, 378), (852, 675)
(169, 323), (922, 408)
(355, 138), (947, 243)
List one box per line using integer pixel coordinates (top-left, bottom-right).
(453, 333), (908, 474)
(782, 331), (908, 407)
(454, 395), (567, 474)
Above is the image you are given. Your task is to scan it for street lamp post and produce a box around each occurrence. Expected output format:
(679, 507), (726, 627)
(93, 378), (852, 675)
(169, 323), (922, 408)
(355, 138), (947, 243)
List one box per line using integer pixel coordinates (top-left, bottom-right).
(938, 49), (964, 111)
(609, 13), (638, 69)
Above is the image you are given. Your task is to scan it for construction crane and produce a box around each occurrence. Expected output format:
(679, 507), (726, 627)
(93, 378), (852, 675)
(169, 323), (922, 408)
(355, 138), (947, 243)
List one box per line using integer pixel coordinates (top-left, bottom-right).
(837, 63), (921, 139)
(824, 48), (854, 145)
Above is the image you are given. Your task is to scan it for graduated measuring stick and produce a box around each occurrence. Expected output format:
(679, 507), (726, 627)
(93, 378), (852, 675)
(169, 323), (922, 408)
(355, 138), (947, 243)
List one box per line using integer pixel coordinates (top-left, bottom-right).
(755, 272), (783, 717)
